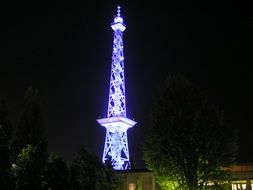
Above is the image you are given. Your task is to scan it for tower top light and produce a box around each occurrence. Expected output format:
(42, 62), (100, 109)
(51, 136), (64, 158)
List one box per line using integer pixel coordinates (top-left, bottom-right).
(117, 5), (121, 17)
(111, 5), (126, 32)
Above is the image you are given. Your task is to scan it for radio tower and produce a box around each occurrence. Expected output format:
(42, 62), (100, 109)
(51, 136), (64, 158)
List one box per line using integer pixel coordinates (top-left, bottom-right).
(97, 6), (136, 170)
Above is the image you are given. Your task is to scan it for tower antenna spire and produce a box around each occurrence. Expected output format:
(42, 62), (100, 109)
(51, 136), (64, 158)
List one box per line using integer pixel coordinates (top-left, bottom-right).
(97, 6), (136, 170)
(117, 5), (121, 17)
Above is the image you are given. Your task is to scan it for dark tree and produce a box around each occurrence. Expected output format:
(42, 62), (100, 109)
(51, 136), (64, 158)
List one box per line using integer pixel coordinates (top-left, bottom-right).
(143, 74), (238, 190)
(11, 87), (47, 163)
(103, 158), (121, 190)
(69, 145), (103, 190)
(69, 145), (120, 190)
(12, 145), (43, 190)
(0, 94), (12, 142)
(0, 95), (13, 190)
(0, 126), (12, 190)
(43, 152), (69, 190)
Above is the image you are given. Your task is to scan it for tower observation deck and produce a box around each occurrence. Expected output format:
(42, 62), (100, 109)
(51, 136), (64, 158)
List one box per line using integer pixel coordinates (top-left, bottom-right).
(97, 6), (136, 170)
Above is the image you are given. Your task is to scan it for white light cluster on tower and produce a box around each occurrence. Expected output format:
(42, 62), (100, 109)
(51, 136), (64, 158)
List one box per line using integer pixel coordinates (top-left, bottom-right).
(97, 6), (136, 170)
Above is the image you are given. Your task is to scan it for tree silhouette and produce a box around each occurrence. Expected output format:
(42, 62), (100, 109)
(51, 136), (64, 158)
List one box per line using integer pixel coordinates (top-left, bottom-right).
(0, 94), (12, 141)
(11, 87), (47, 163)
(12, 145), (43, 190)
(43, 152), (69, 190)
(143, 74), (238, 190)
(0, 95), (13, 189)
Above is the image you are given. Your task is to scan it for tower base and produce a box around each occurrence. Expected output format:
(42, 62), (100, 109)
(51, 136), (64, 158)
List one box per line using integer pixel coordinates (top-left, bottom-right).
(97, 116), (136, 170)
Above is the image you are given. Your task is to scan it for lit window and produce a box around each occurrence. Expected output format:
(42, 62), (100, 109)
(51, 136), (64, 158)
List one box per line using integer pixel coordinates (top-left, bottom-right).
(232, 184), (237, 190)
(129, 183), (136, 190)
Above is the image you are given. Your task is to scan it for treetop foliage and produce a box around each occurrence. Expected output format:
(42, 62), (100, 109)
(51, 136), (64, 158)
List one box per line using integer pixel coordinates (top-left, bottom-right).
(69, 145), (120, 190)
(143, 74), (238, 190)
(1, 87), (121, 190)
(12, 144), (43, 190)
(11, 87), (48, 162)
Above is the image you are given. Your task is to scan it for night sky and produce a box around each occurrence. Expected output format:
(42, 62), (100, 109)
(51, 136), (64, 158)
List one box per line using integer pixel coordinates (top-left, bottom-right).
(1, 0), (252, 168)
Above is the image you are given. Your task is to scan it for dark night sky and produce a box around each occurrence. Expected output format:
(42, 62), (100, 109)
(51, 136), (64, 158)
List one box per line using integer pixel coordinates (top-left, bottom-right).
(1, 0), (253, 168)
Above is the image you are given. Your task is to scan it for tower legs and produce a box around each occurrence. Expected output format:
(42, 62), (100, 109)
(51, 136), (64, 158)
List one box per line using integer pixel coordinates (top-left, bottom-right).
(102, 129), (130, 170)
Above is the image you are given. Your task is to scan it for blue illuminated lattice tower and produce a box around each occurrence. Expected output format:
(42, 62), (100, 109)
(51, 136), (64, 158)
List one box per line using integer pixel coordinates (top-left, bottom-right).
(97, 6), (136, 170)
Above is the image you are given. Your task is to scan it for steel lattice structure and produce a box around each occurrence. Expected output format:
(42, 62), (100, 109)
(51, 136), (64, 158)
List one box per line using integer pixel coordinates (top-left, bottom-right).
(97, 6), (136, 170)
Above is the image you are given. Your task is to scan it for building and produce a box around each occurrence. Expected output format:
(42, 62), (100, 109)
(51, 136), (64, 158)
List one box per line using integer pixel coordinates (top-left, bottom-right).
(117, 169), (161, 190)
(231, 163), (253, 190)
(116, 163), (253, 190)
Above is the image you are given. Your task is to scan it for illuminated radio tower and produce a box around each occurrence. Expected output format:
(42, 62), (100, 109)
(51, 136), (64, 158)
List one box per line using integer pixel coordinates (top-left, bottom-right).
(97, 6), (136, 170)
